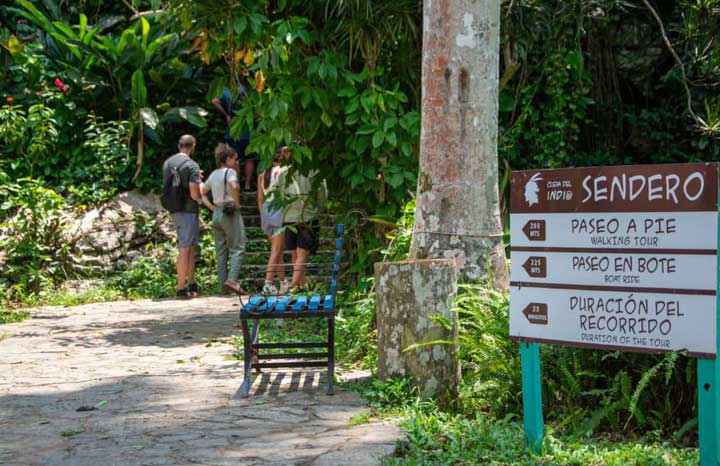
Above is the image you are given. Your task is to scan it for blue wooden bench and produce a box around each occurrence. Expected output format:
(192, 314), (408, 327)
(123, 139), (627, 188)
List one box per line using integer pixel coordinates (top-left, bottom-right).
(238, 224), (344, 397)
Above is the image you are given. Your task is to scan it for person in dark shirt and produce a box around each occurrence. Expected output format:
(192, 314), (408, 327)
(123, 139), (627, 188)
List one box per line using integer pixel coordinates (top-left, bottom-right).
(212, 84), (257, 191)
(162, 134), (203, 298)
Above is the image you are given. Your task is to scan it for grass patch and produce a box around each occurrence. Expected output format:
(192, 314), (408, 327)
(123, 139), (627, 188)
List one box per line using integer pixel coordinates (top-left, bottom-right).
(0, 310), (31, 324)
(349, 411), (371, 426)
(347, 378), (698, 465)
(385, 411), (697, 465)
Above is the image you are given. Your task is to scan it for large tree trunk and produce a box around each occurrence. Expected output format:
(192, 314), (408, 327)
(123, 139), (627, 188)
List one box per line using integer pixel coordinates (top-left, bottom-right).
(410, 0), (509, 290)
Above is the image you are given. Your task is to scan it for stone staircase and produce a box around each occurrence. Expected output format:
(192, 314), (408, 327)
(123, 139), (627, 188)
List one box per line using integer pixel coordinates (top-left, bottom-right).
(238, 191), (344, 277)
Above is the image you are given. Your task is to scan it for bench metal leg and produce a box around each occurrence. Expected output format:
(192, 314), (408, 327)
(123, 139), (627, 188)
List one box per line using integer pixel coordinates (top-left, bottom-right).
(251, 319), (261, 373)
(240, 319), (252, 397)
(327, 316), (335, 396)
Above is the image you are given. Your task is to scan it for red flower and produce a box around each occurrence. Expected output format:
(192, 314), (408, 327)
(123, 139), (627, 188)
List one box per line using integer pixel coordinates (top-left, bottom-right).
(60, 85), (68, 93)
(5, 96), (13, 103)
(54, 78), (64, 88)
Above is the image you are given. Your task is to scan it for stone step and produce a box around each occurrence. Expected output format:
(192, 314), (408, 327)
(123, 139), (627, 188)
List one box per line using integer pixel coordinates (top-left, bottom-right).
(244, 250), (341, 258)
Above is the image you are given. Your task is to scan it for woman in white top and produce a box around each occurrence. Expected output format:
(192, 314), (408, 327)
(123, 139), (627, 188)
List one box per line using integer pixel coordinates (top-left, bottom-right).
(256, 146), (288, 294)
(201, 143), (246, 294)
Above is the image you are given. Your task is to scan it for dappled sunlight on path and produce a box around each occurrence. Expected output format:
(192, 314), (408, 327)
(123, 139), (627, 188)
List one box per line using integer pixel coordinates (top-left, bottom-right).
(0, 297), (398, 465)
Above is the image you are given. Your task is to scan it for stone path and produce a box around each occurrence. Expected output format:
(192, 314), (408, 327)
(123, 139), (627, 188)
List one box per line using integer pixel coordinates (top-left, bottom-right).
(0, 297), (400, 465)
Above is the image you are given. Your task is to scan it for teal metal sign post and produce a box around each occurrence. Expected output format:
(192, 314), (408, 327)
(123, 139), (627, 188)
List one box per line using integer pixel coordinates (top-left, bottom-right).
(698, 212), (720, 465)
(520, 341), (543, 454)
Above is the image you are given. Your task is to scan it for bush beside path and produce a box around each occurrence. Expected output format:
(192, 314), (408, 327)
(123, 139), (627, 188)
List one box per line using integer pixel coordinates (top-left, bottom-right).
(0, 297), (399, 466)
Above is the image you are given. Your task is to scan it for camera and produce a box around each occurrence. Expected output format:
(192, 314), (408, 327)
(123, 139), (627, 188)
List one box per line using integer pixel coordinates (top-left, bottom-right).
(222, 205), (235, 216)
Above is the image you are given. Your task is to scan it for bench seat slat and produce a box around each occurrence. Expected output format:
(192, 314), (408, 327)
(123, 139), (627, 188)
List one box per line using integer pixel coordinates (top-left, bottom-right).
(275, 296), (293, 313)
(323, 295), (333, 310)
(242, 296), (264, 311)
(308, 295), (321, 311)
(292, 295), (308, 311)
(258, 296), (278, 312)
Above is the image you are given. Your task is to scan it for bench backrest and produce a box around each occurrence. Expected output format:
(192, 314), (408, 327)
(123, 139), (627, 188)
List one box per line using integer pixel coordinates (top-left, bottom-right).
(330, 224), (344, 302)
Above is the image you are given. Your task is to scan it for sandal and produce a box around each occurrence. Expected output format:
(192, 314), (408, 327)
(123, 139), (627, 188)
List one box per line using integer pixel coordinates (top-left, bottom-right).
(222, 281), (241, 295)
(187, 283), (201, 297)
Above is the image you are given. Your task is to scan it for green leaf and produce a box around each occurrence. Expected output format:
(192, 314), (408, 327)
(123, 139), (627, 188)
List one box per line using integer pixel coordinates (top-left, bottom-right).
(49, 32), (81, 59)
(360, 95), (371, 114)
(566, 49), (582, 71)
(52, 21), (78, 40)
(299, 88), (312, 109)
(161, 106), (208, 128)
(356, 124), (376, 135)
(337, 86), (356, 98)
(383, 116), (397, 132)
(78, 14), (87, 39)
(344, 97), (359, 114)
(400, 141), (412, 157)
(345, 113), (360, 125)
(385, 131), (397, 147)
(7, 36), (24, 56)
(350, 173), (364, 188)
(117, 28), (136, 53)
(146, 34), (175, 60)
(15, 0), (49, 26)
(131, 70), (147, 108)
(372, 131), (385, 148)
(140, 17), (150, 49)
(340, 163), (356, 177)
(320, 112), (332, 128)
(234, 16), (247, 35)
(139, 107), (159, 129)
(82, 25), (99, 45)
(387, 174), (404, 188)
(499, 91), (515, 113)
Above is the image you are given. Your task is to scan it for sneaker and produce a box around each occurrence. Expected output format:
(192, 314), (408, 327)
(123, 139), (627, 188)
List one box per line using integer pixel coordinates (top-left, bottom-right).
(278, 280), (291, 295)
(176, 288), (191, 299)
(222, 281), (241, 295)
(187, 283), (200, 297)
(262, 281), (278, 295)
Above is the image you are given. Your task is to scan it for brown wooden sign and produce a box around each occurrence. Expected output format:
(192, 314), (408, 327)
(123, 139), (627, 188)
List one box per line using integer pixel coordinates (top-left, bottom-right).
(510, 163), (719, 357)
(511, 163), (718, 213)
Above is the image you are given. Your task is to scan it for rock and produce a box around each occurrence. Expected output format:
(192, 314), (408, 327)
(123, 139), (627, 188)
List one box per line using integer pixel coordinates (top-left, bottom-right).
(61, 279), (104, 295)
(374, 259), (460, 408)
(67, 191), (176, 274)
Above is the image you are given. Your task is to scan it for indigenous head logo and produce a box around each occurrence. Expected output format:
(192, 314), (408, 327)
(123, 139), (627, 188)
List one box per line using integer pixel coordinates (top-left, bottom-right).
(524, 173), (542, 206)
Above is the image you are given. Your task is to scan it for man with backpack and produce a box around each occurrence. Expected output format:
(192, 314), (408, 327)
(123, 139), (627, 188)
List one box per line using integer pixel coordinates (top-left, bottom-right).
(161, 134), (203, 298)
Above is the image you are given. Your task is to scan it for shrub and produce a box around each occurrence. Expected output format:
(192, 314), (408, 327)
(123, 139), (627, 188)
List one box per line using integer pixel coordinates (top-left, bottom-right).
(0, 179), (72, 301)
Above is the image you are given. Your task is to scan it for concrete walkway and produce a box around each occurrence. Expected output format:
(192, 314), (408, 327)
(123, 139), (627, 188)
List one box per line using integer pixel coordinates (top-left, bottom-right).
(0, 297), (399, 465)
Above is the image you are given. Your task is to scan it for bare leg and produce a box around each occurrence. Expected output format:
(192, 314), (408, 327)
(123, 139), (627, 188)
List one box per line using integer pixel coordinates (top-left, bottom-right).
(265, 233), (286, 282)
(291, 248), (310, 287)
(244, 159), (256, 191)
(176, 246), (192, 290)
(186, 245), (196, 287)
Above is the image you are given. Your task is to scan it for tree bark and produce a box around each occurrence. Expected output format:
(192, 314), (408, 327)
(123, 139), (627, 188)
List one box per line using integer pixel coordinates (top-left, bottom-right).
(410, 0), (509, 289)
(375, 259), (460, 408)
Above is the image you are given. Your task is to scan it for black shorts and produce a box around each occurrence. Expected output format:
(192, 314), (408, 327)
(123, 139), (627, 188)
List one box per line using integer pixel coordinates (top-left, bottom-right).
(285, 222), (318, 253)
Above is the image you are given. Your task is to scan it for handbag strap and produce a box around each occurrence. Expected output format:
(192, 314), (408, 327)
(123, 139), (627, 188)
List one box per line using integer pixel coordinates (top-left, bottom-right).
(221, 168), (235, 207)
(223, 168), (228, 201)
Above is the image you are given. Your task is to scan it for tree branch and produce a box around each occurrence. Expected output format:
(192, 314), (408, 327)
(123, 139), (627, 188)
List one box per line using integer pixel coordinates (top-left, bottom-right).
(640, 0), (699, 122)
(121, 0), (164, 21)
